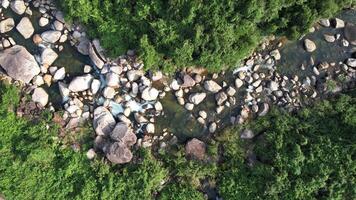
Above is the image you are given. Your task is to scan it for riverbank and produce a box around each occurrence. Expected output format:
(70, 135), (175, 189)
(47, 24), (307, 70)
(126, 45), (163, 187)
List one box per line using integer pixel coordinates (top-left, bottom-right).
(0, 0), (355, 165)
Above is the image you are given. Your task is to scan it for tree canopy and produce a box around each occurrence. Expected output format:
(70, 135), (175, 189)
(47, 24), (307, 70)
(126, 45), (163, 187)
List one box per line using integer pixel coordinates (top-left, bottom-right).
(60, 0), (353, 72)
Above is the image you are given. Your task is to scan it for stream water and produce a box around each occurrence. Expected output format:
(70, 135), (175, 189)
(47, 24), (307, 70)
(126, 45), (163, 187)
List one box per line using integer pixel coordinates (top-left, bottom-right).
(1, 7), (355, 142)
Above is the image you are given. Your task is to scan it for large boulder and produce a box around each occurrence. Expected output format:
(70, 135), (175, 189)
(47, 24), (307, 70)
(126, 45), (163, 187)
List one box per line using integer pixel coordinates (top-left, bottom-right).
(41, 48), (58, 66)
(204, 80), (222, 93)
(185, 138), (206, 160)
(344, 23), (356, 45)
(41, 31), (61, 43)
(68, 74), (94, 92)
(16, 17), (34, 39)
(32, 87), (48, 107)
(0, 18), (15, 33)
(110, 122), (137, 146)
(105, 142), (133, 164)
(0, 45), (40, 83)
(189, 93), (206, 105)
(304, 39), (316, 52)
(89, 43), (105, 69)
(93, 107), (116, 136)
(10, 0), (26, 15)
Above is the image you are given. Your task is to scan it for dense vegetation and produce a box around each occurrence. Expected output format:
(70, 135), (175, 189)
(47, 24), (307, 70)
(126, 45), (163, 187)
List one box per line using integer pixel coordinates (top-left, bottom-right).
(60, 0), (354, 72)
(0, 83), (355, 199)
(217, 93), (356, 199)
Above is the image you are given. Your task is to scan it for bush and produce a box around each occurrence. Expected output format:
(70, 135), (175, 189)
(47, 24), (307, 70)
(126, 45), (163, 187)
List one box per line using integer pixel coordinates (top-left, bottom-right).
(217, 94), (356, 199)
(60, 0), (353, 72)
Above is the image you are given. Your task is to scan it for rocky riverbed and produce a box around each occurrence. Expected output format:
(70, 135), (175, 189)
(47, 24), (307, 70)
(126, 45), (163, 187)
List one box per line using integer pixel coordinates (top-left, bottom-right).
(0, 0), (355, 164)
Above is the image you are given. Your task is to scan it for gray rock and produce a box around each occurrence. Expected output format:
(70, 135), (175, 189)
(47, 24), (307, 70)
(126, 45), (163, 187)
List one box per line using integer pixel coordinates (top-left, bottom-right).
(32, 87), (48, 107)
(270, 49), (281, 60)
(189, 93), (206, 105)
(209, 122), (217, 133)
(0, 18), (15, 33)
(16, 17), (34, 39)
(76, 38), (90, 55)
(204, 80), (222, 93)
(10, 0), (26, 15)
(105, 142), (133, 164)
(58, 82), (70, 99)
(344, 23), (356, 45)
(304, 39), (316, 52)
(0, 45), (40, 83)
(68, 74), (94, 92)
(346, 58), (356, 68)
(181, 74), (195, 87)
(110, 122), (137, 146)
(185, 138), (206, 160)
(141, 87), (159, 101)
(93, 106), (116, 136)
(215, 91), (227, 105)
(89, 43), (105, 69)
(41, 48), (58, 66)
(41, 31), (61, 43)
(258, 103), (269, 117)
(240, 129), (254, 139)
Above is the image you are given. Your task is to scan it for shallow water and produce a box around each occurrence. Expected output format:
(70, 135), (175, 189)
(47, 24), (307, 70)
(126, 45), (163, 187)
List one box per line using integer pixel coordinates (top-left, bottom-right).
(157, 9), (356, 141)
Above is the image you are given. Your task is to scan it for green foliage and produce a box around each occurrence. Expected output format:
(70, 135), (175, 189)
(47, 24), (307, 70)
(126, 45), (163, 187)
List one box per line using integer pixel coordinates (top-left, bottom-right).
(0, 83), (168, 200)
(218, 94), (356, 199)
(158, 183), (204, 200)
(59, 0), (353, 72)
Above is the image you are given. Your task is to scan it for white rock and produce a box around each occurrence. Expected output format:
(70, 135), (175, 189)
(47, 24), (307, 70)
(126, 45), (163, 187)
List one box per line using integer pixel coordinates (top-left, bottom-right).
(0, 18), (15, 33)
(127, 70), (143, 82)
(189, 93), (206, 105)
(91, 79), (101, 94)
(141, 87), (159, 101)
(39, 17), (49, 27)
(41, 48), (58, 66)
(84, 65), (92, 73)
(53, 67), (65, 81)
(235, 78), (244, 88)
(170, 79), (180, 90)
(209, 122), (217, 133)
(16, 17), (34, 39)
(103, 87), (116, 99)
(204, 80), (222, 93)
(32, 87), (48, 107)
(41, 31), (61, 43)
(53, 20), (64, 31)
(32, 75), (44, 86)
(59, 34), (67, 43)
(154, 102), (163, 111)
(334, 18), (345, 28)
(270, 49), (281, 60)
(10, 0), (26, 15)
(185, 103), (194, 111)
(1, 0), (10, 8)
(304, 39), (316, 52)
(86, 149), (96, 159)
(199, 111), (207, 119)
(146, 123), (155, 134)
(106, 72), (120, 87)
(68, 74), (94, 92)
